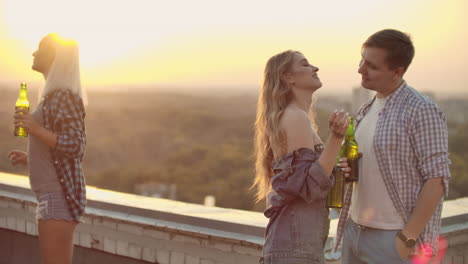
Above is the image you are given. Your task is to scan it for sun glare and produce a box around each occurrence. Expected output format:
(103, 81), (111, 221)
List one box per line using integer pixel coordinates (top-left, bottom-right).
(3, 0), (166, 68)
(1, 0), (467, 93)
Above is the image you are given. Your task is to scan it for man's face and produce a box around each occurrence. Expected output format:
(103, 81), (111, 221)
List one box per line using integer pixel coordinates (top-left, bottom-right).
(358, 46), (399, 93)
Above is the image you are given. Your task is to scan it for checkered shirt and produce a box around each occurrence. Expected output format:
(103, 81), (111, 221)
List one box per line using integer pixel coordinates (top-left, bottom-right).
(42, 89), (87, 221)
(335, 82), (451, 256)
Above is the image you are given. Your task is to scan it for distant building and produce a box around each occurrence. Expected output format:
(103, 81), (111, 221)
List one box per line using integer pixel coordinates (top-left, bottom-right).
(204, 195), (216, 206)
(134, 182), (177, 199)
(315, 95), (350, 114)
(439, 98), (468, 124)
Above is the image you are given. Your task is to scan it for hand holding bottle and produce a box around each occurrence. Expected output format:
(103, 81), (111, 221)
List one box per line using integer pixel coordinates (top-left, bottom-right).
(326, 115), (359, 208)
(14, 82), (30, 137)
(337, 157), (352, 178)
(339, 153), (364, 178)
(14, 109), (41, 135)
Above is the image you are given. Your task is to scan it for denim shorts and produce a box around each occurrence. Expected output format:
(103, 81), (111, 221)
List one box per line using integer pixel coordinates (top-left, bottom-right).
(36, 192), (75, 222)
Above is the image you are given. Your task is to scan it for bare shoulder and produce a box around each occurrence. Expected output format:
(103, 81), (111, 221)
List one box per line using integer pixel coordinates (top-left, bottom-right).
(280, 106), (310, 130)
(280, 106), (315, 152)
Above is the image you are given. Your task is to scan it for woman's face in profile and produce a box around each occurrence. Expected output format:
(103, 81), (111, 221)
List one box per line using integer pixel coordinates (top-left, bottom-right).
(32, 37), (55, 74)
(287, 53), (322, 91)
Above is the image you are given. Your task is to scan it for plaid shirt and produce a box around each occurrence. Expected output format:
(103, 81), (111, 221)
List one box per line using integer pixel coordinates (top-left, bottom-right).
(41, 89), (87, 221)
(335, 82), (451, 256)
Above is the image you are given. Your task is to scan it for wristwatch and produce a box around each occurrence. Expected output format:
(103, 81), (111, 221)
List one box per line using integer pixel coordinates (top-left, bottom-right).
(397, 231), (416, 248)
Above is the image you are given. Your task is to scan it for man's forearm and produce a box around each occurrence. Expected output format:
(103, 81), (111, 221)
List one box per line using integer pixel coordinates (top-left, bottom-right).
(403, 178), (445, 239)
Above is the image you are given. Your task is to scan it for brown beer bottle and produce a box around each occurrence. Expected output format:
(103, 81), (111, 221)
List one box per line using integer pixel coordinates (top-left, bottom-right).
(14, 82), (30, 137)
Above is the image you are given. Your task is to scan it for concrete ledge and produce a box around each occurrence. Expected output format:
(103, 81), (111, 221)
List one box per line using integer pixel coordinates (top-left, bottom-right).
(1, 172), (468, 264)
(0, 172), (265, 264)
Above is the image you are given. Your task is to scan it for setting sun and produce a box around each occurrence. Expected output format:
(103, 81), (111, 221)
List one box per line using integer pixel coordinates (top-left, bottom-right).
(0, 0), (466, 95)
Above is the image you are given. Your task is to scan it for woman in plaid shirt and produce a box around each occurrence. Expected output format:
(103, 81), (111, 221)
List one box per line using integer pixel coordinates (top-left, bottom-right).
(9, 33), (86, 264)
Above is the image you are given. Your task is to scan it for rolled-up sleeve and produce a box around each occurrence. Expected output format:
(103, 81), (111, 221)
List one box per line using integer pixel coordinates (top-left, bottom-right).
(412, 103), (451, 196)
(53, 91), (86, 159)
(272, 155), (333, 204)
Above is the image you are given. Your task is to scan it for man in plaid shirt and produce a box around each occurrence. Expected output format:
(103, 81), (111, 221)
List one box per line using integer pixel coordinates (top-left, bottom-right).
(337, 29), (451, 263)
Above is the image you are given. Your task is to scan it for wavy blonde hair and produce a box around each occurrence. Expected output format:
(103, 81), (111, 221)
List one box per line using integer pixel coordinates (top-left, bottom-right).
(253, 50), (318, 202)
(253, 50), (297, 202)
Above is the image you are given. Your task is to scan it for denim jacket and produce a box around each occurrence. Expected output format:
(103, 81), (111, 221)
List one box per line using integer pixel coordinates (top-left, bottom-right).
(262, 146), (333, 264)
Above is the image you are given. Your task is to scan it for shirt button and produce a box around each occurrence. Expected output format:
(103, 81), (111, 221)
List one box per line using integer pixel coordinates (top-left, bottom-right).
(60, 178), (64, 183)
(66, 196), (70, 200)
(54, 160), (58, 164)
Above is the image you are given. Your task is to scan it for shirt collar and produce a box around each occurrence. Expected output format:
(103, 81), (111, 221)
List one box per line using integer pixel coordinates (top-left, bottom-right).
(384, 80), (407, 104)
(355, 81), (407, 128)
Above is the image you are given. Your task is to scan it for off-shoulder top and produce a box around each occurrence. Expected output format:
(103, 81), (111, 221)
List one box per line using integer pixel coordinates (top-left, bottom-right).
(264, 144), (334, 218)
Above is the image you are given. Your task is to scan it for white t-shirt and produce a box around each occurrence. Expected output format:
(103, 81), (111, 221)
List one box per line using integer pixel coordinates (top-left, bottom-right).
(350, 96), (405, 230)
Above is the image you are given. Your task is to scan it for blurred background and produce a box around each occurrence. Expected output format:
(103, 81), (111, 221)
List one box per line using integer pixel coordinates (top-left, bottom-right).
(1, 0), (467, 211)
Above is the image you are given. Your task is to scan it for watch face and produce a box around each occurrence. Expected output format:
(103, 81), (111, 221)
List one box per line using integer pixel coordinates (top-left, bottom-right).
(397, 231), (417, 248)
(405, 239), (416, 248)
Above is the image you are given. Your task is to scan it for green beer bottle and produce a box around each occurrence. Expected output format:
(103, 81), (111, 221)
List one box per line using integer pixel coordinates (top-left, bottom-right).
(344, 117), (359, 181)
(14, 82), (30, 137)
(326, 146), (345, 208)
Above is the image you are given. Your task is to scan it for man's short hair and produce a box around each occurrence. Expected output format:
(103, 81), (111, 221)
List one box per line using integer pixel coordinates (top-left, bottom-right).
(364, 29), (415, 72)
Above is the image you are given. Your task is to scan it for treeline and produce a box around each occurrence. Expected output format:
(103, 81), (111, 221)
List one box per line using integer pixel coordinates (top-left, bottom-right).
(1, 88), (466, 212)
(446, 121), (468, 199)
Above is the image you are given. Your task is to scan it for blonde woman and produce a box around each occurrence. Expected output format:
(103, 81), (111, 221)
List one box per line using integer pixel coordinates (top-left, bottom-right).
(254, 50), (351, 264)
(8, 33), (87, 264)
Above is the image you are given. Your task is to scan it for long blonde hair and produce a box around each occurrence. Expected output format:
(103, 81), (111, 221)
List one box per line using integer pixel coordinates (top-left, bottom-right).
(39, 33), (87, 104)
(253, 50), (319, 202)
(253, 50), (297, 202)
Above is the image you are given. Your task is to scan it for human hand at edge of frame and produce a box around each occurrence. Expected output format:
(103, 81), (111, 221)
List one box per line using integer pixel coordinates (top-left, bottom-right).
(7, 150), (28, 167)
(395, 235), (413, 261)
